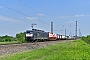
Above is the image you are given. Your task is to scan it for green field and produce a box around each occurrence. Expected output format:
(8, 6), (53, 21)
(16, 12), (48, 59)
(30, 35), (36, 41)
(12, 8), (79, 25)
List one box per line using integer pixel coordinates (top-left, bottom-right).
(0, 41), (20, 45)
(0, 40), (90, 60)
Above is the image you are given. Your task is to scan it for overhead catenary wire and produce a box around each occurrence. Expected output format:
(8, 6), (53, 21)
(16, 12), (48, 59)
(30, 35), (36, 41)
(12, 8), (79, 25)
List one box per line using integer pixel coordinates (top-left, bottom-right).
(0, 3), (31, 18)
(19, 0), (38, 13)
(19, 0), (50, 25)
(18, 0), (50, 28)
(0, 13), (50, 29)
(2, 3), (49, 29)
(0, 14), (30, 23)
(0, 3), (49, 26)
(19, 0), (49, 18)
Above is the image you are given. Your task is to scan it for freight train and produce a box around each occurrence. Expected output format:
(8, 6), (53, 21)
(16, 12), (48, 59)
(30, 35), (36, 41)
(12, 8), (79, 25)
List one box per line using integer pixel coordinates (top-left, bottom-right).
(25, 29), (74, 42)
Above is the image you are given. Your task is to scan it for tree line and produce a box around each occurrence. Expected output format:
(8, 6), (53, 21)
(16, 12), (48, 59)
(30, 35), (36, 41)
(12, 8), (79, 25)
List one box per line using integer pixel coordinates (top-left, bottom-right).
(0, 32), (26, 43)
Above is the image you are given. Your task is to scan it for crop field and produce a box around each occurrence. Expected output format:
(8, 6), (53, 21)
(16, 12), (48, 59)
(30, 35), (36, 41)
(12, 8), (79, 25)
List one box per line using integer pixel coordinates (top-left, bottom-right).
(0, 40), (90, 60)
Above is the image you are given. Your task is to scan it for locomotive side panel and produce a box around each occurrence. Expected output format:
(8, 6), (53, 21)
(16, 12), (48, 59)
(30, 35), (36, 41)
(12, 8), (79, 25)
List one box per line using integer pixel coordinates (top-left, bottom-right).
(25, 29), (48, 42)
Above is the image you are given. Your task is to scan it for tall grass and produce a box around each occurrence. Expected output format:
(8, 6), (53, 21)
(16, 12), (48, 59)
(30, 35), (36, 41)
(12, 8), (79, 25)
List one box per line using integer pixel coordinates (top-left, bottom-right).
(0, 40), (90, 60)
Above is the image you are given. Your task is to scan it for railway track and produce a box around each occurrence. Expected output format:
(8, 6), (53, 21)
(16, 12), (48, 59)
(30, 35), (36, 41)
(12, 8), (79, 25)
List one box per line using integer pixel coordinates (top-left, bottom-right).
(0, 40), (74, 56)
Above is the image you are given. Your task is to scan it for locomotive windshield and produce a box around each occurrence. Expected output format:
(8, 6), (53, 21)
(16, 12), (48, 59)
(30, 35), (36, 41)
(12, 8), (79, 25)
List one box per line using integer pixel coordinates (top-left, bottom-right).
(26, 31), (33, 34)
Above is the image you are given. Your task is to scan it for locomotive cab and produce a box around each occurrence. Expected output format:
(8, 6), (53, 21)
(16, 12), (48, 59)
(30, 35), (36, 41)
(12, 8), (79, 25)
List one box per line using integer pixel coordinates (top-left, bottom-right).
(25, 30), (34, 42)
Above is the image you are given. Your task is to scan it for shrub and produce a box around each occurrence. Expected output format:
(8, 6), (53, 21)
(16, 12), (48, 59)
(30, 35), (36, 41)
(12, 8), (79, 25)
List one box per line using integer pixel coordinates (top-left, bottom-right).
(81, 35), (90, 44)
(16, 32), (26, 43)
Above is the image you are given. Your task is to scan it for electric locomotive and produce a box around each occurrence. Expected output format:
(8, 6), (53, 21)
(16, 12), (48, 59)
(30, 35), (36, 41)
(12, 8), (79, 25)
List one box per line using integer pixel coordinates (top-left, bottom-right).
(25, 29), (48, 42)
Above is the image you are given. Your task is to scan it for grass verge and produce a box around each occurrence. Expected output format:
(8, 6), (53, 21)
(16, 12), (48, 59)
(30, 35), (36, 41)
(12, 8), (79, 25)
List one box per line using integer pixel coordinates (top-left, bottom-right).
(0, 41), (20, 45)
(0, 40), (90, 60)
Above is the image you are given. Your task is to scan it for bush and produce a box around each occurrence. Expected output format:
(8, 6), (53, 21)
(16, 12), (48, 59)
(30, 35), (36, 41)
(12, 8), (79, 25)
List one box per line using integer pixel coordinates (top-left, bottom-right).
(16, 32), (26, 43)
(81, 35), (90, 44)
(0, 35), (13, 42)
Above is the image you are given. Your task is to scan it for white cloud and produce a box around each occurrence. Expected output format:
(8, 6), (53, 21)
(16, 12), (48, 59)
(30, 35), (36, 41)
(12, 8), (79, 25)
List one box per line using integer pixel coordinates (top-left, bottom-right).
(59, 14), (90, 18)
(75, 14), (84, 17)
(59, 16), (67, 18)
(27, 17), (38, 20)
(0, 15), (21, 22)
(0, 6), (3, 8)
(75, 14), (90, 17)
(70, 21), (75, 23)
(65, 21), (75, 24)
(37, 14), (45, 16)
(58, 16), (72, 18)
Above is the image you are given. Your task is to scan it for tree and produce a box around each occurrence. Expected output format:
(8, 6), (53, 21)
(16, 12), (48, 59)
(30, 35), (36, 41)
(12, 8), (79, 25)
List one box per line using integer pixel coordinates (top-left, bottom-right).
(16, 32), (26, 43)
(0, 35), (13, 42)
(4, 35), (13, 42)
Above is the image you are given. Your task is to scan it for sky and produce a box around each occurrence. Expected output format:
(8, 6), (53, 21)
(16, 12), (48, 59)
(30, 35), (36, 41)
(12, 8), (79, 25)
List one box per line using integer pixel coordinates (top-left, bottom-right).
(0, 0), (90, 37)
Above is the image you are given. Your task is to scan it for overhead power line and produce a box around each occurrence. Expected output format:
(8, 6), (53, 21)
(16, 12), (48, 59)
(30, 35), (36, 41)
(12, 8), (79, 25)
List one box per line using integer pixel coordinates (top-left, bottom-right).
(19, 0), (50, 25)
(0, 14), (29, 23)
(0, 3), (49, 25)
(0, 4), (31, 18)
(19, 0), (38, 13)
(0, 13), (50, 29)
